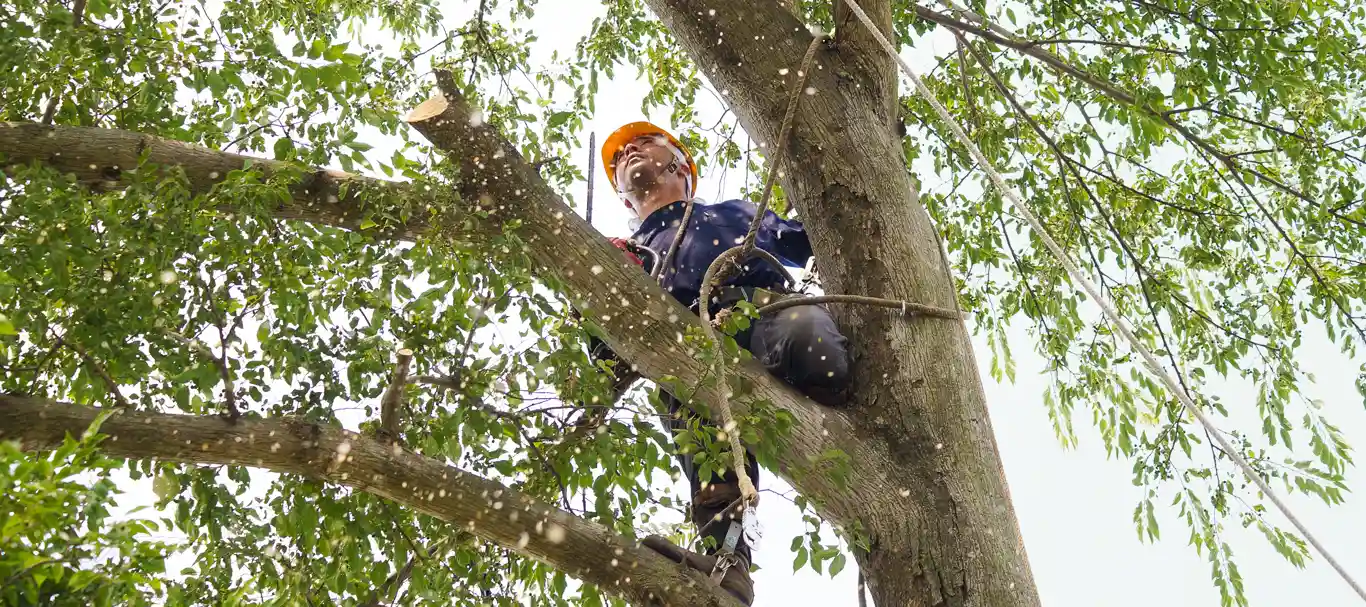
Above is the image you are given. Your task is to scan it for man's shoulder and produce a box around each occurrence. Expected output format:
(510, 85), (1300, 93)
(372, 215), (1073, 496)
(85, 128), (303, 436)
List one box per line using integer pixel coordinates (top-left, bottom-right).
(707, 198), (760, 216)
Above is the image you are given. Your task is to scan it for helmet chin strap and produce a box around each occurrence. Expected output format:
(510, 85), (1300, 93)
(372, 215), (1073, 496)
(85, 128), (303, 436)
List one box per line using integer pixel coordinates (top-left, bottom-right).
(618, 160), (682, 216)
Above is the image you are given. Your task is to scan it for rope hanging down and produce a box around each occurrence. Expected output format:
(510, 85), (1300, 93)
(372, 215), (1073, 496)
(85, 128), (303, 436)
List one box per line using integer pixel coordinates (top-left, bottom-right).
(838, 0), (1366, 600)
(694, 34), (826, 514)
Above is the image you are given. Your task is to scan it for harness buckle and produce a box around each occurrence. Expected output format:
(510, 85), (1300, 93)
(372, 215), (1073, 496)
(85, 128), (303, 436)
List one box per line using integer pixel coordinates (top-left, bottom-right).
(710, 503), (758, 582)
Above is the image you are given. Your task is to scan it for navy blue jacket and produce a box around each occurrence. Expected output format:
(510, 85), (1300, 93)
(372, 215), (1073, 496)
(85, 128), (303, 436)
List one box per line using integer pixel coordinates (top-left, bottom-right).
(631, 199), (812, 313)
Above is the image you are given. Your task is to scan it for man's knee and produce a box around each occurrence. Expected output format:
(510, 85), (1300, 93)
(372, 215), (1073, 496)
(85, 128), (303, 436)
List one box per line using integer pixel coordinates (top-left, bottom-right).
(767, 304), (852, 401)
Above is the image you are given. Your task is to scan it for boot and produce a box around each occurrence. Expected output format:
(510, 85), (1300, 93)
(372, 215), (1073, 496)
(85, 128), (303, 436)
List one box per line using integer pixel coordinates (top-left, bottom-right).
(690, 482), (753, 562)
(641, 534), (755, 605)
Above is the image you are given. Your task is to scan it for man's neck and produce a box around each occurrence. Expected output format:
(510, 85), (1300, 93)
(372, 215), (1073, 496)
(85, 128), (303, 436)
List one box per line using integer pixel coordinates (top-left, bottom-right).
(633, 186), (688, 221)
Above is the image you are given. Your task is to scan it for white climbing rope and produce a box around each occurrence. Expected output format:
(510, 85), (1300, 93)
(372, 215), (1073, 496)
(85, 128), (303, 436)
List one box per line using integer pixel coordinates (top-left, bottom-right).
(838, 0), (1366, 600)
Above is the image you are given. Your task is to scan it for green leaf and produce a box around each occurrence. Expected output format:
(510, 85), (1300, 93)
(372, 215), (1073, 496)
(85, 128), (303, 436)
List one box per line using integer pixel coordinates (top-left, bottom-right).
(273, 138), (295, 160)
(0, 312), (15, 335)
(829, 552), (847, 577)
(547, 111), (574, 128)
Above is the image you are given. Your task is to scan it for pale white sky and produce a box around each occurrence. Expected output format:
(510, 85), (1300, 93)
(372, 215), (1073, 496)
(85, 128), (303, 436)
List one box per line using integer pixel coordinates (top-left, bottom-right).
(109, 1), (1366, 605)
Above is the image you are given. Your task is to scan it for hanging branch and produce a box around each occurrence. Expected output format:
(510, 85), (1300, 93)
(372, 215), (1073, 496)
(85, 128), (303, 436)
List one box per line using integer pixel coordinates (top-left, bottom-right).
(922, 0), (1366, 230)
(0, 395), (745, 607)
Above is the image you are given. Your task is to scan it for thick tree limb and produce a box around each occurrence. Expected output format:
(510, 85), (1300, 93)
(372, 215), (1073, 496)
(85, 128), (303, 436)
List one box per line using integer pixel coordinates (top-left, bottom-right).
(0, 122), (430, 242)
(0, 394), (741, 607)
(62, 338), (130, 409)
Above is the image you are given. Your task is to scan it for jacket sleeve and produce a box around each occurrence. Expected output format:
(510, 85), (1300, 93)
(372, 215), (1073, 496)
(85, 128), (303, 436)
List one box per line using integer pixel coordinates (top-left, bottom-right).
(760, 207), (814, 267)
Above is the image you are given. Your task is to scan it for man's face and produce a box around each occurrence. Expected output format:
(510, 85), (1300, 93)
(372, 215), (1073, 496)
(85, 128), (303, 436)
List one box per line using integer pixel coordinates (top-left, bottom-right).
(613, 134), (676, 193)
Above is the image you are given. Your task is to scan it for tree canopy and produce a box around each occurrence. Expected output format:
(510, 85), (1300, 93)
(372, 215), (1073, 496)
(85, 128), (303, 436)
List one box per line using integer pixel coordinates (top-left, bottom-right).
(2, 0), (1364, 605)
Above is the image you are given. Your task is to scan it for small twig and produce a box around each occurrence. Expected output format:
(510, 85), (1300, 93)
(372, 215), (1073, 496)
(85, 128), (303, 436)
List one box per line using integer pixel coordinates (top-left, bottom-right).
(1021, 37), (1185, 55)
(466, 0), (489, 86)
(530, 155), (563, 173)
(361, 535), (456, 607)
(4, 558), (62, 587)
(857, 570), (869, 607)
(64, 339), (130, 409)
(212, 317), (240, 420)
(955, 37), (977, 134)
(163, 328), (238, 419)
(405, 26), (475, 67)
(23, 337), (66, 394)
(406, 376), (574, 509)
(380, 348), (414, 441)
(409, 375), (462, 390)
(516, 421), (573, 511)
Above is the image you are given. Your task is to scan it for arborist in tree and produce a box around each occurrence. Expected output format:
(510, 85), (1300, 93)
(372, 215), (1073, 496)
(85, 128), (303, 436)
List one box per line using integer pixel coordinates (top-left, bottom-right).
(580, 121), (853, 605)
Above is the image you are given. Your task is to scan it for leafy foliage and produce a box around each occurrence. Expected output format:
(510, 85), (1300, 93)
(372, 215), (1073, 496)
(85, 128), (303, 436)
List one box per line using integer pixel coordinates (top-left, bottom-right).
(1, 0), (1364, 604)
(1, 413), (173, 607)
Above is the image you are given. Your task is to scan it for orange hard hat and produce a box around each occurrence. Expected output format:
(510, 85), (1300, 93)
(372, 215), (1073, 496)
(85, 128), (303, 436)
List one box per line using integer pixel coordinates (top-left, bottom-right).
(600, 121), (699, 197)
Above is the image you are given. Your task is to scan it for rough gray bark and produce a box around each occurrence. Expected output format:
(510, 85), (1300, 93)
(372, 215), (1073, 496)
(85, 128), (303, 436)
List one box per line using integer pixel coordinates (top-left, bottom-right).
(644, 0), (1040, 604)
(0, 394), (742, 607)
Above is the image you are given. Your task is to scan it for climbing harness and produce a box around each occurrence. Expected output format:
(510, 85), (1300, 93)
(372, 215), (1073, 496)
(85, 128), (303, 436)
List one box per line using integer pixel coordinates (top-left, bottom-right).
(837, 0), (1366, 599)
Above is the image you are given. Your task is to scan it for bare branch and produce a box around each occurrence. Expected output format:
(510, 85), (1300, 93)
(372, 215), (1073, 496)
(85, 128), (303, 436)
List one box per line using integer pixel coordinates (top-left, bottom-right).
(40, 0), (86, 125)
(1021, 38), (1185, 55)
(379, 348), (414, 441)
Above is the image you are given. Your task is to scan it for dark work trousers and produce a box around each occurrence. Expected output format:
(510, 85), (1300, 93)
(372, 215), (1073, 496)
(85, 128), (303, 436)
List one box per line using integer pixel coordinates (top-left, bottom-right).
(663, 301), (852, 561)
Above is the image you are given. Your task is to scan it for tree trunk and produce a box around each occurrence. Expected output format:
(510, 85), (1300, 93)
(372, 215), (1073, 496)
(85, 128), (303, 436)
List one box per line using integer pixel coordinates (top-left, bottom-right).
(645, 1), (1039, 604)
